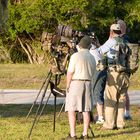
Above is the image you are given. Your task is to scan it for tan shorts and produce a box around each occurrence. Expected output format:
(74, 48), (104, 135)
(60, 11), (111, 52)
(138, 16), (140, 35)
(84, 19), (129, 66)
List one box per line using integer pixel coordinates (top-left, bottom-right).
(65, 80), (93, 112)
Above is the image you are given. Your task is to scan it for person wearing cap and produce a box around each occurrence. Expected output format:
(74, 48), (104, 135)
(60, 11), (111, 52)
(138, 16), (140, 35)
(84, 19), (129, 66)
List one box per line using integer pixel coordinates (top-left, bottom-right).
(117, 19), (132, 120)
(63, 35), (96, 139)
(98, 23), (129, 130)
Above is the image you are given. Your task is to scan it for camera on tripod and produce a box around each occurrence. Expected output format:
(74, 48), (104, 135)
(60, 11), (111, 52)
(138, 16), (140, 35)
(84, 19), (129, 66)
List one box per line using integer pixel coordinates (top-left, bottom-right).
(41, 24), (99, 75)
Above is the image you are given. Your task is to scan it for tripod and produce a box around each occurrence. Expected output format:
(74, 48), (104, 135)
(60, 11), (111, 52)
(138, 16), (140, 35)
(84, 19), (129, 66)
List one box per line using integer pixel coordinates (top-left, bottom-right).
(27, 69), (66, 138)
(26, 68), (95, 139)
(26, 45), (95, 139)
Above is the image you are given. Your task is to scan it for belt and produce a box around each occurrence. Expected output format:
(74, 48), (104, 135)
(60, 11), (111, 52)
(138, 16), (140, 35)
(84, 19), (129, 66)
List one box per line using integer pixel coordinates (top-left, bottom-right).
(72, 79), (91, 81)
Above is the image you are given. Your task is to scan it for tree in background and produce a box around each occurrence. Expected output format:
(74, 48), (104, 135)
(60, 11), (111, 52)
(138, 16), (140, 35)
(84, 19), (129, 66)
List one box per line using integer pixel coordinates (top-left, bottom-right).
(124, 0), (140, 42)
(0, 0), (11, 63)
(0, 0), (139, 63)
(5, 0), (91, 63)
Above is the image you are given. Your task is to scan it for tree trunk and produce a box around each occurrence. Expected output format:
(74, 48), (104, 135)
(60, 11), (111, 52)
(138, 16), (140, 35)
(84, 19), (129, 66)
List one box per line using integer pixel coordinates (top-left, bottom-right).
(17, 37), (34, 64)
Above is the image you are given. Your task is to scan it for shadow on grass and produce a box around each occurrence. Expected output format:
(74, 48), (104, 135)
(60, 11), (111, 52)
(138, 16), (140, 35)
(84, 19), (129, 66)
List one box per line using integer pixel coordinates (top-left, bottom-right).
(0, 104), (64, 118)
(95, 127), (140, 138)
(93, 121), (140, 139)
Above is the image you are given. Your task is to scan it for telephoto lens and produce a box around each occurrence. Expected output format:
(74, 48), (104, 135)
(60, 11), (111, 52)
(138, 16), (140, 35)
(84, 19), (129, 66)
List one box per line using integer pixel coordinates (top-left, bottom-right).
(57, 24), (73, 37)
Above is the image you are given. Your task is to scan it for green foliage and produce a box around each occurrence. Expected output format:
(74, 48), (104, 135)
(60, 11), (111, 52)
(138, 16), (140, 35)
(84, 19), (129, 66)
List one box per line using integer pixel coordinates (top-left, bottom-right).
(0, 0), (139, 63)
(9, 45), (28, 63)
(5, 0), (140, 41)
(87, 0), (116, 42)
(124, 0), (140, 42)
(4, 0), (140, 38)
(7, 0), (44, 39)
(125, 0), (140, 22)
(6, 0), (90, 39)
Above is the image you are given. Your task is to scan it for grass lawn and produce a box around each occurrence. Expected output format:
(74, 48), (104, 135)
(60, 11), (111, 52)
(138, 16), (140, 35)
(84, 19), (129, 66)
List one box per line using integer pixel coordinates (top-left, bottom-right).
(0, 104), (139, 140)
(0, 63), (140, 90)
(0, 64), (140, 139)
(0, 64), (66, 89)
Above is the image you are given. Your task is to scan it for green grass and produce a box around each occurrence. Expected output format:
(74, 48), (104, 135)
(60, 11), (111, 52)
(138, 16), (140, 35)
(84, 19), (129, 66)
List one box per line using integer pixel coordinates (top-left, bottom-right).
(0, 64), (140, 139)
(0, 63), (139, 89)
(129, 66), (140, 90)
(0, 104), (139, 140)
(0, 64), (47, 89)
(0, 64), (66, 89)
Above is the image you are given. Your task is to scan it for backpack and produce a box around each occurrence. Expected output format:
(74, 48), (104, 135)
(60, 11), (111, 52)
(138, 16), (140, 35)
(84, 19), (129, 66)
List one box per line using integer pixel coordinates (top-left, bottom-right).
(113, 37), (130, 72)
(127, 43), (139, 74)
(114, 37), (139, 74)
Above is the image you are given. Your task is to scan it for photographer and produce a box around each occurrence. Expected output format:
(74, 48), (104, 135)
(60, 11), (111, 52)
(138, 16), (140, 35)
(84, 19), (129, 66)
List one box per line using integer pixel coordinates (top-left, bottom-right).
(63, 36), (96, 139)
(98, 24), (129, 130)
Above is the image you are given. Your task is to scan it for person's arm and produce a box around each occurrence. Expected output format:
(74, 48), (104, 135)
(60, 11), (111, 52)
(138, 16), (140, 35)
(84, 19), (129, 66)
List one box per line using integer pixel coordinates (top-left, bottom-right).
(90, 44), (103, 65)
(66, 72), (74, 93)
(66, 54), (75, 93)
(98, 38), (116, 55)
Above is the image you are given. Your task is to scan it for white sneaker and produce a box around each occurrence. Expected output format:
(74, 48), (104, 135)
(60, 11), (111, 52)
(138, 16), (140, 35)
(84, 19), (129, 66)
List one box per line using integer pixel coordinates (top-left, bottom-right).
(124, 115), (132, 120)
(96, 118), (104, 124)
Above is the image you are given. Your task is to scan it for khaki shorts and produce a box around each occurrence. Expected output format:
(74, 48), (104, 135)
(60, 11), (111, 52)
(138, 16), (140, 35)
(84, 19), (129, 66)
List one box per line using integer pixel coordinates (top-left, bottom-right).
(65, 80), (93, 112)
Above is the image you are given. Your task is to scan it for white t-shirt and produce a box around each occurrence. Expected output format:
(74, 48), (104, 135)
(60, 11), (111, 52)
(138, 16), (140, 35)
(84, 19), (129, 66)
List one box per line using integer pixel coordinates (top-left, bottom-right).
(68, 48), (96, 80)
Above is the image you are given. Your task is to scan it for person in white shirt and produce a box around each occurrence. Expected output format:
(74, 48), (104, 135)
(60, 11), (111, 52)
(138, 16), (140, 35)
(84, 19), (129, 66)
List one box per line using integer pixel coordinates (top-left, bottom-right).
(98, 24), (129, 130)
(64, 36), (96, 139)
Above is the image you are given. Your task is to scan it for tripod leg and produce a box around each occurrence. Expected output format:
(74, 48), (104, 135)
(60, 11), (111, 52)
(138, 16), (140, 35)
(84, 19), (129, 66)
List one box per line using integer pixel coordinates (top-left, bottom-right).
(89, 125), (95, 138)
(26, 70), (52, 119)
(36, 91), (52, 124)
(53, 95), (56, 132)
(53, 75), (58, 132)
(57, 100), (65, 119)
(28, 71), (52, 139)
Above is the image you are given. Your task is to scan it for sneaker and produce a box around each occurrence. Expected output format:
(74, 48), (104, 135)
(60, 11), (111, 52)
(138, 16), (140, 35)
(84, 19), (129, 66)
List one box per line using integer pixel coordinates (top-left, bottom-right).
(124, 115), (132, 120)
(96, 118), (104, 124)
(61, 134), (77, 140)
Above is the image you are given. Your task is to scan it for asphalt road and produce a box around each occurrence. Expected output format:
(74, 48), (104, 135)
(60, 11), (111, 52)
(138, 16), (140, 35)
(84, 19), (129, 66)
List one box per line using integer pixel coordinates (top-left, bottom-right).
(0, 89), (140, 105)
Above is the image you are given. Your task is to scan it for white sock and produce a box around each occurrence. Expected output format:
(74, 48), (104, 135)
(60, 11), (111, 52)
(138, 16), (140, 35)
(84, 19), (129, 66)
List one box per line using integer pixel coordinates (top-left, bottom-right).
(98, 116), (104, 120)
(82, 132), (87, 136)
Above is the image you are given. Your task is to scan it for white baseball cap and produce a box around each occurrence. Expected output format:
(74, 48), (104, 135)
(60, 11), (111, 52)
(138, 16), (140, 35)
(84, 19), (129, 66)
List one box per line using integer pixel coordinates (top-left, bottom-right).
(110, 24), (121, 31)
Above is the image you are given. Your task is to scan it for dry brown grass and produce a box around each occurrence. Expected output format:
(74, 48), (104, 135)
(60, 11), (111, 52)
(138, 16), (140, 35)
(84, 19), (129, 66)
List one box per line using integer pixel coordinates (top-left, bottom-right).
(0, 63), (139, 89)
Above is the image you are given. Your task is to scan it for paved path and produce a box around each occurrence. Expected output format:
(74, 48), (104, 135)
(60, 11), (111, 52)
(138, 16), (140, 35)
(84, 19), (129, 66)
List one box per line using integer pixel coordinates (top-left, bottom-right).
(0, 89), (65, 105)
(0, 89), (140, 105)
